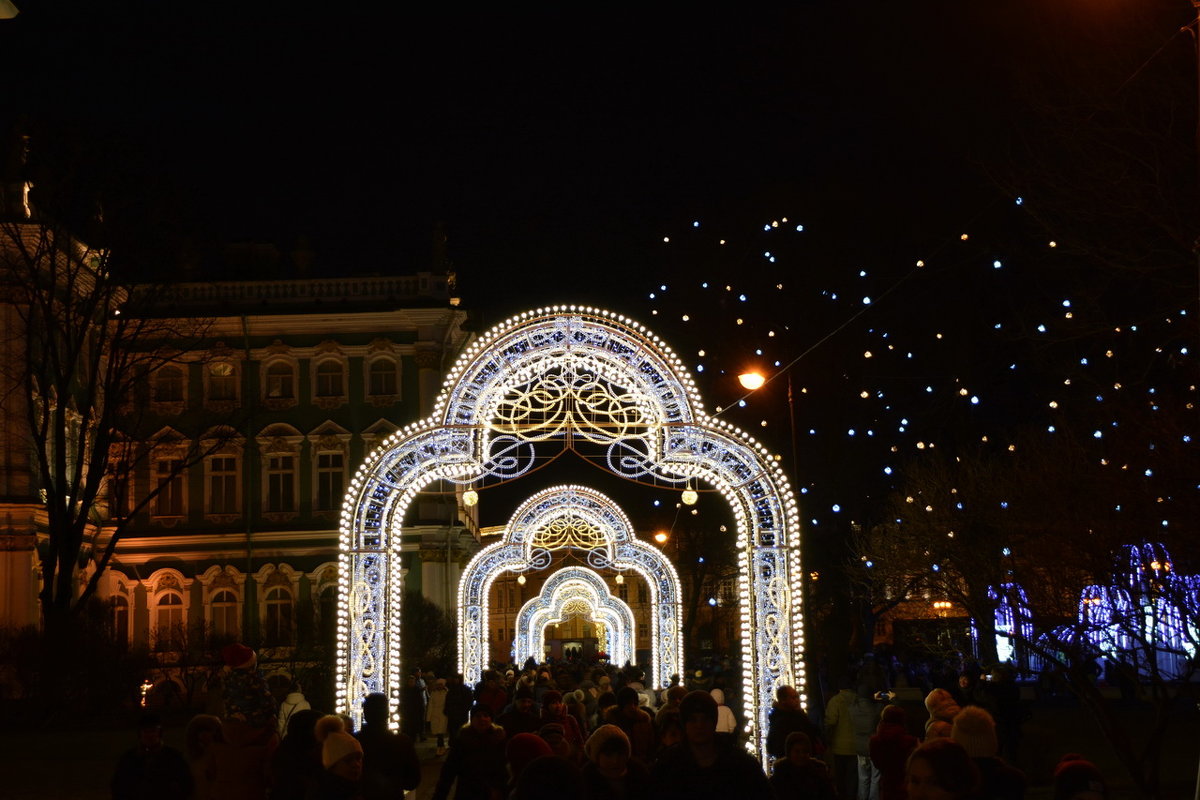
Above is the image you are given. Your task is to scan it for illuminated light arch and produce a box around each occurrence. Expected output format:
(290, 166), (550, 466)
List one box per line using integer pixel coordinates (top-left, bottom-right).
(337, 307), (804, 764)
(457, 485), (680, 687)
(513, 567), (636, 667)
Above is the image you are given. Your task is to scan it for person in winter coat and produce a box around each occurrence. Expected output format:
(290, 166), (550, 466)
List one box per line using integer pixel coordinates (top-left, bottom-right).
(905, 739), (980, 800)
(210, 715), (278, 800)
(111, 712), (194, 800)
(540, 690), (586, 762)
(950, 706), (1026, 800)
(768, 731), (835, 800)
(923, 688), (962, 741)
(221, 643), (278, 734)
(443, 673), (474, 747)
(426, 678), (450, 755)
(269, 709), (324, 800)
(307, 715), (363, 800)
(601, 687), (656, 765)
(185, 714), (222, 800)
(709, 689), (737, 735)
(766, 684), (822, 758)
(278, 683), (312, 739)
(432, 702), (508, 800)
(870, 705), (918, 800)
(356, 693), (421, 800)
(822, 677), (862, 800)
(580, 724), (653, 800)
(851, 688), (882, 800)
(650, 691), (772, 800)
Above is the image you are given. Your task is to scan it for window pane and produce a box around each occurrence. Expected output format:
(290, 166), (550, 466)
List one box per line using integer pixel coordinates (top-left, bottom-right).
(155, 460), (184, 516)
(208, 362), (237, 401)
(209, 456), (238, 514)
(266, 364), (294, 399)
(155, 366), (184, 402)
(211, 590), (238, 640)
(316, 362), (344, 397)
(265, 587), (293, 646)
(368, 360), (397, 396)
(267, 456), (295, 512)
(316, 452), (344, 511)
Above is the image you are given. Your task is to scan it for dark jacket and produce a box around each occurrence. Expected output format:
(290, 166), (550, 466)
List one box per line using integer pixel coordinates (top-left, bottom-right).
(304, 770), (363, 800)
(650, 737), (772, 800)
(870, 722), (918, 800)
(974, 756), (1026, 800)
(432, 722), (507, 800)
(768, 756), (836, 800)
(580, 759), (654, 800)
(355, 723), (421, 799)
(111, 743), (193, 800)
(766, 706), (822, 758)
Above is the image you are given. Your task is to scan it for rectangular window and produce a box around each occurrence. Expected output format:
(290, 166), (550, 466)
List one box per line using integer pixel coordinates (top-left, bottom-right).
(316, 363), (344, 398)
(154, 459), (184, 516)
(617, 582), (629, 602)
(267, 455), (295, 512)
(266, 365), (294, 399)
(316, 452), (344, 511)
(368, 360), (398, 396)
(208, 362), (237, 402)
(209, 456), (238, 514)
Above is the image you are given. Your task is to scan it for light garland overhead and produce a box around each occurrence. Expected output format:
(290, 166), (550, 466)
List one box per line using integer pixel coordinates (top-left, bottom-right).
(336, 307), (804, 766)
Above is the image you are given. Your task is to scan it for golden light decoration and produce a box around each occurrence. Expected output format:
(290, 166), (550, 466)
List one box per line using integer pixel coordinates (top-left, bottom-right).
(463, 489), (478, 507)
(654, 532), (669, 544)
(681, 485), (698, 506)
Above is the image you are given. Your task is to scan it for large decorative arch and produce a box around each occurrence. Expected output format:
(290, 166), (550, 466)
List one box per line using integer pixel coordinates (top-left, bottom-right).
(457, 485), (681, 686)
(338, 307), (804, 764)
(514, 567), (636, 667)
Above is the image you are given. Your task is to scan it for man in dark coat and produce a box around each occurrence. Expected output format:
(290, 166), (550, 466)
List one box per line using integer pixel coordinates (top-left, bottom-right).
(766, 684), (822, 758)
(355, 693), (421, 800)
(443, 673), (474, 746)
(497, 685), (542, 738)
(432, 702), (508, 800)
(111, 713), (193, 800)
(650, 691), (772, 800)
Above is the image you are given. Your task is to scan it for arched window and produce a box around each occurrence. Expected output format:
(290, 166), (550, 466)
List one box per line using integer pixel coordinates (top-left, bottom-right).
(207, 361), (238, 402)
(154, 365), (184, 403)
(315, 360), (344, 398)
(265, 362), (295, 400)
(368, 359), (398, 397)
(264, 587), (293, 646)
(210, 590), (239, 641)
(155, 591), (184, 651)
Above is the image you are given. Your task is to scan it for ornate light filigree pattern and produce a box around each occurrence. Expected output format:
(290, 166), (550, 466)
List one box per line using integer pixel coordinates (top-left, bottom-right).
(339, 307), (804, 765)
(529, 514), (608, 551)
(513, 567), (635, 667)
(456, 485), (682, 689)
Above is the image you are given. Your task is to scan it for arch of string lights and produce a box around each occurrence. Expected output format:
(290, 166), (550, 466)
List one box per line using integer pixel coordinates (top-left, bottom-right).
(457, 484), (681, 688)
(336, 306), (803, 764)
(513, 567), (636, 667)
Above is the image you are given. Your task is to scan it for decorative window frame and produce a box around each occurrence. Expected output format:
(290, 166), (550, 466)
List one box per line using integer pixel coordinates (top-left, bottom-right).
(146, 568), (192, 652)
(255, 563), (302, 649)
(100, 572), (135, 647)
(202, 426), (244, 523)
(364, 338), (401, 407)
(198, 565), (246, 643)
(261, 341), (299, 411)
(148, 426), (189, 526)
(308, 422), (352, 517)
(360, 418), (399, 455)
(203, 343), (241, 412)
(312, 341), (348, 410)
(151, 361), (187, 415)
(257, 424), (303, 522)
(310, 563), (340, 642)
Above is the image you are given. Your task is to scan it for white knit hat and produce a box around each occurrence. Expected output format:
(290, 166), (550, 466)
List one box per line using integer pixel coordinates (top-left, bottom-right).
(315, 715), (362, 769)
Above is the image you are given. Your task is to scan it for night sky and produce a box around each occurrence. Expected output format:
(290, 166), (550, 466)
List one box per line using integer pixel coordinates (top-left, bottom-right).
(4, 3), (1198, 563)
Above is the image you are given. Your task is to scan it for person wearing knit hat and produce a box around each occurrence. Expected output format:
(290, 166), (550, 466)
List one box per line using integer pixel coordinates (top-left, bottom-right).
(905, 738), (980, 800)
(498, 685), (542, 738)
(1053, 756), (1107, 800)
(923, 688), (962, 741)
(651, 690), (772, 799)
(580, 724), (653, 799)
(506, 732), (552, 790)
(219, 642), (277, 732)
(602, 686), (656, 764)
(951, 706), (1026, 800)
(769, 731), (836, 800)
(310, 714), (364, 796)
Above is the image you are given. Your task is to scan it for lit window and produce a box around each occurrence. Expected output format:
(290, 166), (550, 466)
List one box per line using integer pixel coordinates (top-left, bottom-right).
(210, 590), (239, 640)
(154, 366), (184, 403)
(208, 456), (238, 515)
(208, 362), (237, 402)
(264, 587), (293, 646)
(368, 359), (398, 396)
(155, 591), (184, 650)
(266, 455), (296, 513)
(315, 452), (344, 512)
(315, 361), (344, 398)
(266, 363), (294, 399)
(154, 459), (184, 517)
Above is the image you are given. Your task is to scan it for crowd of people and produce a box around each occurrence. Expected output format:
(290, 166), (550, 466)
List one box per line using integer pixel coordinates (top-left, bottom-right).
(110, 645), (1112, 800)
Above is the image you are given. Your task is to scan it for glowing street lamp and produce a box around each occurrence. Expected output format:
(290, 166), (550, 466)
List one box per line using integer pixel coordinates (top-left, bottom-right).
(738, 371), (766, 391)
(654, 531), (669, 544)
